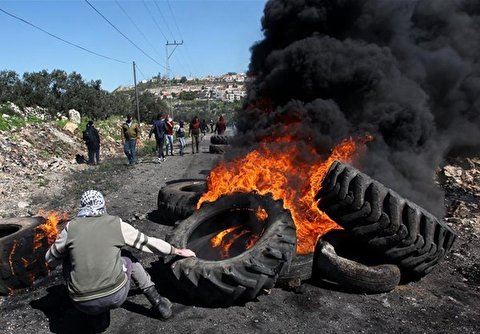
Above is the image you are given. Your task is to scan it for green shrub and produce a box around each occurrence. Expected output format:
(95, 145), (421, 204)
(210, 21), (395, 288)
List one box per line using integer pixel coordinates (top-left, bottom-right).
(0, 114), (26, 131)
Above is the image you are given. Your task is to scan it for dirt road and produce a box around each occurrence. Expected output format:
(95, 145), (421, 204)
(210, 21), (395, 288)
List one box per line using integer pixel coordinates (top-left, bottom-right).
(1, 131), (479, 334)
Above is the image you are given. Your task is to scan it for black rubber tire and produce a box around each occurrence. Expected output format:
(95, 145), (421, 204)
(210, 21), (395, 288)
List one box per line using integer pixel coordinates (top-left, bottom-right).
(157, 179), (207, 225)
(0, 217), (49, 295)
(314, 239), (401, 293)
(166, 192), (297, 306)
(210, 135), (230, 145)
(316, 160), (457, 281)
(276, 253), (313, 287)
(209, 144), (228, 154)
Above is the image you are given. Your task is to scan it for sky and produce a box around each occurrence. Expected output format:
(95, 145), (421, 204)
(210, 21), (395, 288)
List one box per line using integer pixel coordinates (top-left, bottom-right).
(0, 0), (267, 91)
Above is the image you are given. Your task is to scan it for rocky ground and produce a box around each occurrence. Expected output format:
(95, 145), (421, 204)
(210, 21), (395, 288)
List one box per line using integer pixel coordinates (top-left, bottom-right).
(0, 126), (479, 334)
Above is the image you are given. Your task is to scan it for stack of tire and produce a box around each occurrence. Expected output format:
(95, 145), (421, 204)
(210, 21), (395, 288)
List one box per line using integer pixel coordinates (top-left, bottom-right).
(209, 135), (230, 154)
(157, 167), (457, 305)
(316, 161), (457, 282)
(0, 217), (50, 295)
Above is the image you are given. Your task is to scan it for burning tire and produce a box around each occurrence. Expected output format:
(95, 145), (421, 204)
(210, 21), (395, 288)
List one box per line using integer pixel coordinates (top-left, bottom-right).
(316, 161), (457, 280)
(209, 144), (228, 154)
(0, 217), (49, 295)
(166, 193), (296, 306)
(210, 135), (230, 145)
(157, 179), (207, 225)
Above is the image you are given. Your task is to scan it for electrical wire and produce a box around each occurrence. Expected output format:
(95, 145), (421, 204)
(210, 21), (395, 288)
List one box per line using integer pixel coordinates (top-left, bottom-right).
(142, 0), (168, 41)
(153, 0), (174, 40)
(0, 7), (128, 64)
(114, 0), (163, 60)
(84, 0), (166, 69)
(134, 63), (148, 81)
(165, 0), (197, 76)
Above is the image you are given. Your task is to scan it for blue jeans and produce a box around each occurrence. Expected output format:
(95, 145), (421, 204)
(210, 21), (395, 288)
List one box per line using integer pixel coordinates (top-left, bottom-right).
(165, 135), (174, 155)
(123, 139), (137, 164)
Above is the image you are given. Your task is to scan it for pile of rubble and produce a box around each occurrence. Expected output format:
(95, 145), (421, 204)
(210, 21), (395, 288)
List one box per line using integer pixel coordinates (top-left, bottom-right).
(0, 118), (124, 218)
(440, 157), (480, 240)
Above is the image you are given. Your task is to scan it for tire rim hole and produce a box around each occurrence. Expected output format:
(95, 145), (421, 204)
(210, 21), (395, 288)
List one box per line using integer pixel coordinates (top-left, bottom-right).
(187, 208), (266, 260)
(0, 225), (21, 238)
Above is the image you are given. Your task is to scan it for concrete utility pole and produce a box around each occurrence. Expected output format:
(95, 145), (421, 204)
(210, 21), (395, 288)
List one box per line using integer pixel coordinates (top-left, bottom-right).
(165, 40), (183, 79)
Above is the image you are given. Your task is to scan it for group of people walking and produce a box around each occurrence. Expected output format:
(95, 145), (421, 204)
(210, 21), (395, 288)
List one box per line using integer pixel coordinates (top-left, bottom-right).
(82, 114), (227, 166)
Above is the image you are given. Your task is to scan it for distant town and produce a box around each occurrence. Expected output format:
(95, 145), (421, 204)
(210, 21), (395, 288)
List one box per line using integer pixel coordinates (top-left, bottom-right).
(117, 72), (249, 103)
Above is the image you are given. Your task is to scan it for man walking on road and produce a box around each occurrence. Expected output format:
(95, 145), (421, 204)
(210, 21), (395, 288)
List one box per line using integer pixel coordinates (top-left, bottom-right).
(149, 113), (167, 163)
(121, 115), (140, 165)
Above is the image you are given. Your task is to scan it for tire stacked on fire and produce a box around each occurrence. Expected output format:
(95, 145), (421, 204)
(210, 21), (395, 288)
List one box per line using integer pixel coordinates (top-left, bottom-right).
(209, 135), (230, 154)
(157, 179), (207, 225)
(0, 217), (49, 295)
(316, 160), (457, 281)
(166, 193), (297, 306)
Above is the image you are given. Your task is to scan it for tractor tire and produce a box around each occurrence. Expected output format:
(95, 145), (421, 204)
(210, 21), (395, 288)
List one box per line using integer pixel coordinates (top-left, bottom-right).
(166, 192), (296, 306)
(210, 135), (230, 145)
(209, 144), (228, 154)
(157, 179), (207, 225)
(316, 160), (457, 281)
(0, 217), (49, 295)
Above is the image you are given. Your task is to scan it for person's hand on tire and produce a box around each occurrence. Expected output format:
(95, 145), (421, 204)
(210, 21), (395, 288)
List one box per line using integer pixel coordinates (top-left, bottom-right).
(175, 248), (196, 257)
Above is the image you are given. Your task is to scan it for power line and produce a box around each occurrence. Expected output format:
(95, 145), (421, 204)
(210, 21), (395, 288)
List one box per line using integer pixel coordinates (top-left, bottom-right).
(84, 0), (166, 69)
(153, 0), (175, 40)
(134, 63), (147, 81)
(114, 0), (163, 60)
(0, 7), (128, 64)
(142, 0), (168, 41)
(166, 0), (197, 76)
(166, 0), (183, 41)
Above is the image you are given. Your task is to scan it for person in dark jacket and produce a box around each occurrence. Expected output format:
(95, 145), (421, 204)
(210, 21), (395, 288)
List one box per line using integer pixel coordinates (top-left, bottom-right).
(149, 113), (167, 163)
(83, 121), (100, 165)
(45, 190), (196, 328)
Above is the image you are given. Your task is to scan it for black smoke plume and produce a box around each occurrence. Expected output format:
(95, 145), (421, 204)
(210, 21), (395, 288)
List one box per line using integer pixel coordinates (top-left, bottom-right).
(232, 0), (480, 217)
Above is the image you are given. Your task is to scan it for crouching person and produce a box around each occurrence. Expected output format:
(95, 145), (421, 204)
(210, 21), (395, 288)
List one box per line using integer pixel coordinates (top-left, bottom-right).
(45, 190), (195, 325)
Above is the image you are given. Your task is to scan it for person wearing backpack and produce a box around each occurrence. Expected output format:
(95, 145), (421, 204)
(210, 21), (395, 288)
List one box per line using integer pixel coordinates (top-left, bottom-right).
(83, 121), (101, 165)
(149, 113), (167, 163)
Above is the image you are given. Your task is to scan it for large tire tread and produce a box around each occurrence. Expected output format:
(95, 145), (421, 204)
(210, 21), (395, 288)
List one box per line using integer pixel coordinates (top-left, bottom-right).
(317, 161), (457, 281)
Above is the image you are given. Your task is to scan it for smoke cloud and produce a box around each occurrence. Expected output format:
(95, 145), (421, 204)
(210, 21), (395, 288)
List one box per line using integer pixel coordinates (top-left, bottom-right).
(234, 0), (480, 217)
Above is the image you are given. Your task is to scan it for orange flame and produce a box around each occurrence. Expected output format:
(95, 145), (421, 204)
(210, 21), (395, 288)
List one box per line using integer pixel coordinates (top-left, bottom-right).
(9, 240), (18, 275)
(210, 225), (261, 259)
(198, 135), (371, 254)
(35, 210), (69, 250)
(7, 210), (69, 293)
(256, 207), (268, 221)
(210, 226), (249, 258)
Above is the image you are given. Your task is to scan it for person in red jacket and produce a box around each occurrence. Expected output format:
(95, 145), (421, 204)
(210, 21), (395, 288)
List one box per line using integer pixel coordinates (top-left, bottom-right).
(189, 115), (201, 154)
(214, 115), (226, 135)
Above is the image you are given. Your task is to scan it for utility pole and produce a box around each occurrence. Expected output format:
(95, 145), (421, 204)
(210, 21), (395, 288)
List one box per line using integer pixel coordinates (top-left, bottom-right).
(133, 61), (140, 124)
(165, 40), (183, 79)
